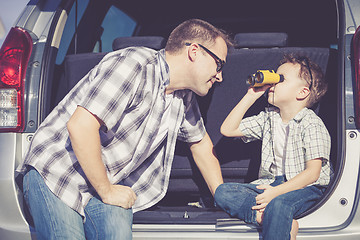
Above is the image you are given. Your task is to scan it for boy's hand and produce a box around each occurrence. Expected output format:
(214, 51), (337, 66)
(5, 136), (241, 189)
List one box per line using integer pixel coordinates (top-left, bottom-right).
(252, 184), (281, 211)
(246, 85), (271, 100)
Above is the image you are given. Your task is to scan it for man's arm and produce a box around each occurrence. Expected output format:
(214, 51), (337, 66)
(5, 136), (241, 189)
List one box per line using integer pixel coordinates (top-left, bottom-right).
(189, 132), (223, 195)
(67, 106), (136, 209)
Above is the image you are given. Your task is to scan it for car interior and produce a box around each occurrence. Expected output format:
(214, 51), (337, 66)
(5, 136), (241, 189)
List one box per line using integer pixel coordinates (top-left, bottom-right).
(41, 0), (339, 226)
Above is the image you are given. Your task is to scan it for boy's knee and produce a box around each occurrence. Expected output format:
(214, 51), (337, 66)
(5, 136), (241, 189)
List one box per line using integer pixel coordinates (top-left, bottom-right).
(265, 197), (292, 218)
(267, 197), (285, 209)
(214, 183), (229, 208)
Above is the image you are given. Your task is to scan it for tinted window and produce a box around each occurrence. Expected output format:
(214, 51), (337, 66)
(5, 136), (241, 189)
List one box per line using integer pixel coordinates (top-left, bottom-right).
(55, 0), (89, 64)
(94, 6), (136, 52)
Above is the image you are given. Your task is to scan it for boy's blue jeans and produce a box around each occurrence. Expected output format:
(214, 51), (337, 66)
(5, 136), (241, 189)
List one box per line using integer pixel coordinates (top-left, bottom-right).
(214, 176), (326, 240)
(23, 168), (133, 240)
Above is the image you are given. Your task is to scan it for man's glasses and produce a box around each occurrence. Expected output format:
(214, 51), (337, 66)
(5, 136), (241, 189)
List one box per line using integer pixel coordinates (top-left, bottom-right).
(185, 43), (225, 72)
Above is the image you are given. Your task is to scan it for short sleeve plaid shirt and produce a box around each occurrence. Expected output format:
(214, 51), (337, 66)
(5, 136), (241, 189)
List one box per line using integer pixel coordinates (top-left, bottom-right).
(239, 107), (333, 186)
(17, 47), (206, 217)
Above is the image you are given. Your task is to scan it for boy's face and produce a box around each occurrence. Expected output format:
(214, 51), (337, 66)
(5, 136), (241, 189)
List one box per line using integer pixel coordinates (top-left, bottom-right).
(268, 62), (308, 108)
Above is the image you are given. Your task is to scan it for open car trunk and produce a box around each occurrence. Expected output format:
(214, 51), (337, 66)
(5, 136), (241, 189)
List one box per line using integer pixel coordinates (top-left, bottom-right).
(131, 45), (338, 225)
(43, 0), (339, 229)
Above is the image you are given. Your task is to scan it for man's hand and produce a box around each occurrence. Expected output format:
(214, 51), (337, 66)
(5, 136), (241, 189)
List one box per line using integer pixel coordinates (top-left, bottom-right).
(68, 106), (137, 209)
(100, 184), (137, 209)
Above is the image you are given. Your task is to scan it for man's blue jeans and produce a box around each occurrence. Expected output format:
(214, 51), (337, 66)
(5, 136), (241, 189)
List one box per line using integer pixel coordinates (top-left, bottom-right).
(23, 168), (133, 240)
(214, 176), (326, 240)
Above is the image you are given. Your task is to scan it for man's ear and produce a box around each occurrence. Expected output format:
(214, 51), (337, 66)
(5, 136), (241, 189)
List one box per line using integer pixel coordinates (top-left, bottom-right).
(297, 87), (310, 100)
(187, 43), (199, 62)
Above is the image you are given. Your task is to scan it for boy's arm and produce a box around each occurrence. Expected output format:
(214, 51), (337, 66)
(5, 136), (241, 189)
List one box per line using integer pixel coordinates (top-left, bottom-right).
(253, 158), (322, 210)
(220, 86), (270, 137)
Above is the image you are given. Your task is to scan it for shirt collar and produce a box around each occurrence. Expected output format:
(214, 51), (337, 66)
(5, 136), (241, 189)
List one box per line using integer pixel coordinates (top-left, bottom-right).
(157, 49), (170, 88)
(266, 107), (310, 123)
(293, 108), (310, 122)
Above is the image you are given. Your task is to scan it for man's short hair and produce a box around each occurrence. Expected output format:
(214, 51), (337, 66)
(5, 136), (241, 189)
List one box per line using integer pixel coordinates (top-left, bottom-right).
(280, 54), (328, 108)
(165, 19), (232, 54)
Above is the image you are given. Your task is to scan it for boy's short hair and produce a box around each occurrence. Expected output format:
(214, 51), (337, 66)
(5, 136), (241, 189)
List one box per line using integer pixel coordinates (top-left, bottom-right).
(165, 19), (232, 54)
(280, 54), (328, 108)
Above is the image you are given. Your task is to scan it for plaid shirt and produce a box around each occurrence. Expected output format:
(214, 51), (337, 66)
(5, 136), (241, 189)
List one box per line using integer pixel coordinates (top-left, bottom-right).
(239, 107), (332, 186)
(17, 47), (206, 216)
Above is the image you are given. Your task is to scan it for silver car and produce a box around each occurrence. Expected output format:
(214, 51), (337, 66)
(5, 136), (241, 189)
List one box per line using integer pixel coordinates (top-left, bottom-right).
(1, 0), (360, 239)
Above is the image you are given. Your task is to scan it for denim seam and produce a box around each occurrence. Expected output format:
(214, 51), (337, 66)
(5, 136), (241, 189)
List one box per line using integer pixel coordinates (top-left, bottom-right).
(288, 205), (295, 239)
(84, 207), (99, 239)
(23, 172), (30, 204)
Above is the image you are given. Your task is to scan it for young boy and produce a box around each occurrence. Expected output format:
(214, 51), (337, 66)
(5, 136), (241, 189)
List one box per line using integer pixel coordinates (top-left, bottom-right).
(214, 54), (333, 240)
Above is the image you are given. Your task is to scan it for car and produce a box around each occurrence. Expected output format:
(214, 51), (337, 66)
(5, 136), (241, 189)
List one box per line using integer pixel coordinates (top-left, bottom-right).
(1, 0), (360, 239)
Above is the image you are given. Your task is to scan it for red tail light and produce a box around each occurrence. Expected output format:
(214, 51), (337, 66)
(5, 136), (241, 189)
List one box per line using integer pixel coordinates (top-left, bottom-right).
(0, 27), (32, 132)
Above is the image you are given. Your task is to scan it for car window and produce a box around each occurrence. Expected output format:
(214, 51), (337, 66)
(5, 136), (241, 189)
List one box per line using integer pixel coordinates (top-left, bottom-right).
(56, 3), (136, 64)
(56, 0), (89, 64)
(94, 5), (136, 52)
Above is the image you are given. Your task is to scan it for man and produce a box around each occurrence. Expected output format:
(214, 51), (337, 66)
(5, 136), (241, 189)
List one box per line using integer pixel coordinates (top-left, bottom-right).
(18, 19), (231, 239)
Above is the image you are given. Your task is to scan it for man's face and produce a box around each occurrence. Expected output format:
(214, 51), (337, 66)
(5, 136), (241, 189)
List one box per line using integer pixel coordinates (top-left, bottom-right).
(191, 37), (228, 96)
